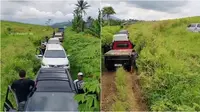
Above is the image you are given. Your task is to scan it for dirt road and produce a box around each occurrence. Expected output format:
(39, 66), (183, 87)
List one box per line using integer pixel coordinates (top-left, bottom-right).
(101, 72), (116, 111)
(101, 70), (148, 111)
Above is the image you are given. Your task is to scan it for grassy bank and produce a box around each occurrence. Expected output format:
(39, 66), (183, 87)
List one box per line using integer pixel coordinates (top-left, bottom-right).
(127, 16), (200, 111)
(1, 21), (52, 109)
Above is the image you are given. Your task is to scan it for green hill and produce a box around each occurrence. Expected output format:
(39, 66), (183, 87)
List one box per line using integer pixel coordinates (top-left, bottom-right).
(128, 16), (200, 111)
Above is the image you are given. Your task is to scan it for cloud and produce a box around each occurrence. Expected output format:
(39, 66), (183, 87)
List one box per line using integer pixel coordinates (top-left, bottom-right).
(1, 0), (100, 25)
(101, 1), (200, 20)
(127, 1), (188, 13)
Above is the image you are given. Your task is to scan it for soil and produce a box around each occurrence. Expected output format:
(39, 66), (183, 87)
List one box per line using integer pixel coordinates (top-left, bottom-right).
(101, 72), (117, 111)
(101, 70), (148, 111)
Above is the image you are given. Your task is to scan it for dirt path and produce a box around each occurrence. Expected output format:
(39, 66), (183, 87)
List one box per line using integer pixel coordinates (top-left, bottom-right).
(101, 71), (148, 111)
(101, 72), (116, 111)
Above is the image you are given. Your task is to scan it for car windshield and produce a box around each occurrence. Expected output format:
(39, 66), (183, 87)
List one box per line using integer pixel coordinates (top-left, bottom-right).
(54, 34), (62, 37)
(117, 43), (129, 48)
(44, 50), (66, 58)
(25, 92), (78, 111)
(48, 40), (59, 44)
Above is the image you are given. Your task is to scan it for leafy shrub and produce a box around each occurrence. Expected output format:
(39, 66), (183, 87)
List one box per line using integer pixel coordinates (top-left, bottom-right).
(63, 27), (100, 111)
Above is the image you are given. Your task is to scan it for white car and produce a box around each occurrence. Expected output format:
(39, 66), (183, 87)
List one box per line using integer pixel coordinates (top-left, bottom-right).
(41, 44), (70, 69)
(54, 32), (64, 42)
(47, 38), (61, 45)
(187, 23), (200, 32)
(112, 34), (129, 42)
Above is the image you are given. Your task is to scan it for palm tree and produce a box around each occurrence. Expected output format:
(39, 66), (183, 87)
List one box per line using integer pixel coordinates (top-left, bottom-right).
(102, 6), (116, 25)
(75, 0), (90, 16)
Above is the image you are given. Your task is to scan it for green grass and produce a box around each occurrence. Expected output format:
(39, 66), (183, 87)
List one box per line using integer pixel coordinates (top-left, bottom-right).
(126, 16), (200, 111)
(1, 20), (53, 109)
(112, 67), (129, 111)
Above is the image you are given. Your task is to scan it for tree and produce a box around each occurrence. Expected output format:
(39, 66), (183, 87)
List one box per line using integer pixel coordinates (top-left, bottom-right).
(74, 0), (90, 31)
(75, 0), (90, 16)
(102, 6), (116, 25)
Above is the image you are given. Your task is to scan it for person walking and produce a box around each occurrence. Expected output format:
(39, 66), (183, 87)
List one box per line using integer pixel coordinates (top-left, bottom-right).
(131, 49), (138, 73)
(11, 70), (35, 111)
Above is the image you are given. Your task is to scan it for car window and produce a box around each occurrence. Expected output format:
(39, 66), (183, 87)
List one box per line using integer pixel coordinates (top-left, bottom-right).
(25, 92), (78, 111)
(197, 24), (200, 27)
(54, 34), (62, 37)
(117, 43), (129, 48)
(36, 81), (71, 92)
(44, 50), (66, 58)
(190, 24), (196, 27)
(48, 40), (59, 44)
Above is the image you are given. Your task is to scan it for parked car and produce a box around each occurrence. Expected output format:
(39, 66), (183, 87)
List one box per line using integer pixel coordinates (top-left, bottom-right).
(187, 23), (200, 32)
(47, 38), (61, 45)
(54, 32), (64, 42)
(104, 33), (135, 71)
(3, 68), (78, 111)
(36, 44), (70, 69)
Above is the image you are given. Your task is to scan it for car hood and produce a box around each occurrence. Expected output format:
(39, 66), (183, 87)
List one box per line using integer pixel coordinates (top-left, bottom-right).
(42, 58), (69, 65)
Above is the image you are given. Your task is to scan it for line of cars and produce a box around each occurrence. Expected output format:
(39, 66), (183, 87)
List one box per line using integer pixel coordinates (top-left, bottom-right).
(3, 28), (79, 111)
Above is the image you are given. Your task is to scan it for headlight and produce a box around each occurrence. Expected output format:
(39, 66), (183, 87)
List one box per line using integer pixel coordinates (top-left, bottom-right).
(41, 62), (47, 66)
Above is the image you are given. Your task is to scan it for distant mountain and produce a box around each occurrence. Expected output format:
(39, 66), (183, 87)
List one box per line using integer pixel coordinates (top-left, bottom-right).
(51, 21), (72, 28)
(103, 15), (121, 20)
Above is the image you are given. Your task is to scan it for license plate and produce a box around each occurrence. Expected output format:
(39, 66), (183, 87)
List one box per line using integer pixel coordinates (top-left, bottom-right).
(114, 64), (122, 67)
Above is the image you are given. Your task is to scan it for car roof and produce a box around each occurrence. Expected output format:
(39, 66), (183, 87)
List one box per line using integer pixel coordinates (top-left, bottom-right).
(119, 30), (128, 33)
(46, 44), (63, 50)
(49, 38), (59, 41)
(113, 34), (129, 41)
(35, 68), (75, 92)
(55, 32), (62, 35)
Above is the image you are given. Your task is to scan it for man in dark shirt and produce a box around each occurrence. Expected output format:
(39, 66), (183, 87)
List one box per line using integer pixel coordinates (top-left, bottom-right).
(11, 70), (35, 111)
(131, 49), (138, 73)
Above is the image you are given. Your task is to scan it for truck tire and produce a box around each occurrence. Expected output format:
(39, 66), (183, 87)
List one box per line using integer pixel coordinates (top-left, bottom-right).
(105, 62), (115, 71)
(123, 63), (131, 72)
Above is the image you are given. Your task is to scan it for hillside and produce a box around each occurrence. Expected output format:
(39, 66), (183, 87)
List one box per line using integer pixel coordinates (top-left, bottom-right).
(128, 16), (200, 111)
(1, 20), (53, 108)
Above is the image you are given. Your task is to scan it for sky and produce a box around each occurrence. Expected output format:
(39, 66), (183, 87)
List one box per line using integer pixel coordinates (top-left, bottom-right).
(1, 0), (200, 25)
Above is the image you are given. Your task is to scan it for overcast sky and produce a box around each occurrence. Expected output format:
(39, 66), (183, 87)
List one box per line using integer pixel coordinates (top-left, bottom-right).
(1, 0), (200, 25)
(102, 0), (200, 20)
(0, 0), (100, 25)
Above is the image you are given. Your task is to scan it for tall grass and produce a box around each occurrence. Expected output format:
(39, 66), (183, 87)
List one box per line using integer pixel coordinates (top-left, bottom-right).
(126, 16), (200, 111)
(1, 21), (52, 109)
(112, 67), (129, 111)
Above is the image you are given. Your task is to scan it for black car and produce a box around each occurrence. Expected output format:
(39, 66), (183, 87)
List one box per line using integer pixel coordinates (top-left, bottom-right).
(3, 68), (78, 111)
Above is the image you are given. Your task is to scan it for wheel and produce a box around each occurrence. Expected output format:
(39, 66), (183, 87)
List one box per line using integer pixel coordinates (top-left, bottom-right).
(105, 60), (115, 71)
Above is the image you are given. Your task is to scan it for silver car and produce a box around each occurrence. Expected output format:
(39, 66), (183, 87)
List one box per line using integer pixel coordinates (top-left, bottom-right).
(187, 23), (200, 32)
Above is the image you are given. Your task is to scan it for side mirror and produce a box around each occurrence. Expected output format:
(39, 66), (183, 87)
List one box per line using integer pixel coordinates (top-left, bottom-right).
(35, 54), (43, 59)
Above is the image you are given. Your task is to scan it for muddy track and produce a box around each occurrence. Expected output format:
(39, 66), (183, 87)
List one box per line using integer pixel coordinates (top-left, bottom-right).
(101, 70), (148, 111)
(101, 72), (116, 111)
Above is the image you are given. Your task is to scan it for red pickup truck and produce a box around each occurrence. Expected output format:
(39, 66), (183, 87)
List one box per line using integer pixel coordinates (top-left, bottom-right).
(104, 33), (135, 71)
